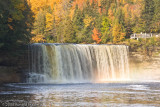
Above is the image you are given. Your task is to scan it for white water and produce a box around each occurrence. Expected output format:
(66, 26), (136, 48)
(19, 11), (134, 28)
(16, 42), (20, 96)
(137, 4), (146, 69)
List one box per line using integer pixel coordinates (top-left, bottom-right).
(28, 44), (130, 83)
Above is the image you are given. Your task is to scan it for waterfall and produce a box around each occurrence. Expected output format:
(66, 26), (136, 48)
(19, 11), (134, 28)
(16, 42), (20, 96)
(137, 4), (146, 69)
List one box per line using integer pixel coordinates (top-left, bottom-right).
(27, 44), (130, 83)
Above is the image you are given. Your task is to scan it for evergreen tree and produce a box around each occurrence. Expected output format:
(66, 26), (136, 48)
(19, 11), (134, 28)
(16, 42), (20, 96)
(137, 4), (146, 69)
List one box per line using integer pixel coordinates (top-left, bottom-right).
(0, 0), (33, 50)
(72, 5), (84, 43)
(101, 16), (112, 43)
(152, 0), (160, 32)
(45, 11), (57, 43)
(63, 17), (76, 43)
(34, 10), (46, 35)
(140, 0), (155, 33)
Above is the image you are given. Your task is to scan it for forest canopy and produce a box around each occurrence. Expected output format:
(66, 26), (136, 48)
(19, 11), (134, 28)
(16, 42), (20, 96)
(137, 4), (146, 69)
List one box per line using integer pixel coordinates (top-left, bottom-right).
(0, 0), (160, 48)
(29, 0), (160, 44)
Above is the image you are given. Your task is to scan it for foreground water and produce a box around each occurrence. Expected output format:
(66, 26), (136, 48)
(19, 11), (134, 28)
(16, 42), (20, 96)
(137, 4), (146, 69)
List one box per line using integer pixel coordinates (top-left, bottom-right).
(0, 82), (160, 107)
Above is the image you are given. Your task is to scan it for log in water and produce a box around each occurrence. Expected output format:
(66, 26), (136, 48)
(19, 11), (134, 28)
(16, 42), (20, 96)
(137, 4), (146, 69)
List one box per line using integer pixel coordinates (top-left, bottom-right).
(28, 44), (130, 83)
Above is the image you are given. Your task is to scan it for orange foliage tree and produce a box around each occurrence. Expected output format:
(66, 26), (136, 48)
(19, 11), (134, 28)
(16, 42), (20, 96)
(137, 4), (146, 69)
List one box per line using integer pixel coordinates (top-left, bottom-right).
(92, 28), (101, 44)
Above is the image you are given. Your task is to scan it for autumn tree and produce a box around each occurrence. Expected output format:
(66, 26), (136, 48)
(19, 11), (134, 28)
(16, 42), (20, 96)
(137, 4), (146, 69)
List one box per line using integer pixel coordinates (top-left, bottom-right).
(92, 27), (101, 44)
(45, 12), (55, 35)
(46, 12), (53, 31)
(112, 20), (126, 43)
(80, 1), (100, 43)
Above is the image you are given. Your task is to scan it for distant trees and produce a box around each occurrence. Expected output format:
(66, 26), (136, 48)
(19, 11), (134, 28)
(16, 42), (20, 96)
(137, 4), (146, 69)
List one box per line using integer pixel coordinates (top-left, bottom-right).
(1, 0), (159, 47)
(1, 0), (158, 45)
(27, 0), (159, 44)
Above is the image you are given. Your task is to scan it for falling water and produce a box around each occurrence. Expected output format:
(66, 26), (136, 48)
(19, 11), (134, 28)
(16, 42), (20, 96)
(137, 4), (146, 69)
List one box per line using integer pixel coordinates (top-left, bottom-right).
(27, 44), (130, 83)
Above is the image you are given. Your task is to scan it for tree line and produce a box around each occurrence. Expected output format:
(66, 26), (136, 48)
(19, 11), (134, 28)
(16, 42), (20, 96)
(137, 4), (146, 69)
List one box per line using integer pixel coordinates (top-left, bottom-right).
(30, 0), (160, 44)
(0, 0), (160, 50)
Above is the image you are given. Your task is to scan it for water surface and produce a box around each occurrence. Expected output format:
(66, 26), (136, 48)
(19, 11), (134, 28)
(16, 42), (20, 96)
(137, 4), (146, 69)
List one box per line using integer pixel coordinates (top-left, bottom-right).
(0, 82), (160, 107)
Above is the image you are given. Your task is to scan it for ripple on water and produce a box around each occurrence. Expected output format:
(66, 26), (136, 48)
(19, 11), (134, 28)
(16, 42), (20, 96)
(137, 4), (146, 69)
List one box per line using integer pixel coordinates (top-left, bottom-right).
(127, 85), (150, 91)
(0, 83), (160, 107)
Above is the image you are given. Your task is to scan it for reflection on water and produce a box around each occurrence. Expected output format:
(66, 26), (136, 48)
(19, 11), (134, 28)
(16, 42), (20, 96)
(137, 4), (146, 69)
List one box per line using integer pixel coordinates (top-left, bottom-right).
(0, 82), (160, 107)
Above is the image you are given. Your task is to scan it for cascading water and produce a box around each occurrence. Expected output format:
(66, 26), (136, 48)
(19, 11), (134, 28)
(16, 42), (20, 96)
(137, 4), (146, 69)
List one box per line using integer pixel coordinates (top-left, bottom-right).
(27, 44), (130, 83)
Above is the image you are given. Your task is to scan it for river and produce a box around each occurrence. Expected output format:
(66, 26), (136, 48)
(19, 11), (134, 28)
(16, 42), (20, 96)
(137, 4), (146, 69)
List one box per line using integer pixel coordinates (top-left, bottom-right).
(0, 82), (160, 107)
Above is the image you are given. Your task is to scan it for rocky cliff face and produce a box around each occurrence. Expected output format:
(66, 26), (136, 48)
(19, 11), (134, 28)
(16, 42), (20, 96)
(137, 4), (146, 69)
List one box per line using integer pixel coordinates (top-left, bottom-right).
(0, 48), (29, 84)
(129, 51), (160, 81)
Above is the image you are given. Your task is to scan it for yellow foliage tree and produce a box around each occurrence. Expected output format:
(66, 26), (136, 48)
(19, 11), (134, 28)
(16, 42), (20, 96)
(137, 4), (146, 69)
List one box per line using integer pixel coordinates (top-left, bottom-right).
(29, 0), (61, 16)
(112, 23), (126, 43)
(31, 35), (45, 43)
(46, 12), (54, 32)
(123, 4), (130, 24)
(29, 0), (47, 15)
(83, 15), (94, 28)
(54, 0), (71, 24)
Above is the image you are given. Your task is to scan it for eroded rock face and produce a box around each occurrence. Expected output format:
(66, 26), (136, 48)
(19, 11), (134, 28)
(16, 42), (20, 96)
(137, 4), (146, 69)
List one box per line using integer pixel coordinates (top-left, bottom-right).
(0, 66), (20, 83)
(129, 52), (160, 81)
(0, 49), (29, 84)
